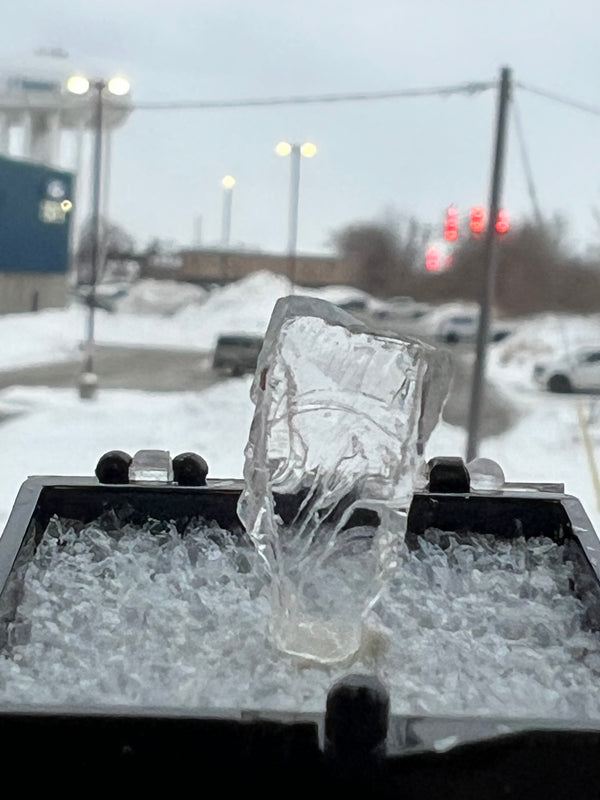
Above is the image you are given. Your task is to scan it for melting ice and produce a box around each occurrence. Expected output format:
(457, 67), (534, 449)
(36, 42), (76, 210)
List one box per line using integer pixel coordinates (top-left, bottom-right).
(237, 296), (451, 663)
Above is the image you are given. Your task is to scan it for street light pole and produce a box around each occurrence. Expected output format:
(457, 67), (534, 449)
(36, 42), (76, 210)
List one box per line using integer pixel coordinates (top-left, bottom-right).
(287, 144), (301, 285)
(85, 79), (104, 378)
(221, 175), (235, 248)
(67, 73), (130, 399)
(275, 141), (317, 289)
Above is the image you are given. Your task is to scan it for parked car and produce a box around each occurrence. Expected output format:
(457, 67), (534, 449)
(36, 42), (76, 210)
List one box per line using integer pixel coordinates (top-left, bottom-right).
(335, 297), (368, 312)
(533, 347), (600, 393)
(436, 314), (512, 344)
(212, 334), (263, 377)
(372, 301), (431, 323)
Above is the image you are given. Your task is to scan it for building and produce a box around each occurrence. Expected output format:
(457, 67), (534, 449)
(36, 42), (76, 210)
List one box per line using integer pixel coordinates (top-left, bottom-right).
(0, 155), (74, 312)
(141, 248), (361, 289)
(0, 49), (132, 227)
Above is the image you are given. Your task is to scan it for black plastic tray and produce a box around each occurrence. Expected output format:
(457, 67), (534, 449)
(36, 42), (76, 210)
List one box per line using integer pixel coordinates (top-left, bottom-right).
(1, 473), (600, 795)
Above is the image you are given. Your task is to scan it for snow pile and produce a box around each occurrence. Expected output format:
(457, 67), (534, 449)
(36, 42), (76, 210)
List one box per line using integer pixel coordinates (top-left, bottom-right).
(98, 270), (292, 352)
(181, 270), (292, 343)
(0, 307), (83, 370)
(300, 284), (373, 307)
(114, 279), (207, 316)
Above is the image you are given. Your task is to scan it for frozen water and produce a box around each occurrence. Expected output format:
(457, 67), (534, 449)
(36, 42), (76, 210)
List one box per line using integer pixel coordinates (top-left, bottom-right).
(237, 296), (451, 663)
(2, 514), (600, 724)
(467, 457), (506, 491)
(129, 449), (174, 483)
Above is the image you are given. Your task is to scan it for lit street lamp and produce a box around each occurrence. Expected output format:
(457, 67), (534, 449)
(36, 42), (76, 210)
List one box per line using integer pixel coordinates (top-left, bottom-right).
(221, 174), (235, 249)
(67, 74), (131, 399)
(275, 141), (317, 286)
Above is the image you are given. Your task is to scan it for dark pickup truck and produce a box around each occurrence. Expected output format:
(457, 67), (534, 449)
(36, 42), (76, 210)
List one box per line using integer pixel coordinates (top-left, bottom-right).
(212, 333), (263, 376)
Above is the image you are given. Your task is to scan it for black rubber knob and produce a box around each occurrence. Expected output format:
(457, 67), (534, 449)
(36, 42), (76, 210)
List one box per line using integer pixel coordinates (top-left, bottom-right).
(325, 673), (390, 756)
(172, 452), (209, 486)
(95, 450), (132, 484)
(427, 456), (470, 493)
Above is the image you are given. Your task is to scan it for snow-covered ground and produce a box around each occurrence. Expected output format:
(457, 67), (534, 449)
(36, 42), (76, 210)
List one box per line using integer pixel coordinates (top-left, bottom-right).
(0, 271), (598, 537)
(0, 271), (293, 370)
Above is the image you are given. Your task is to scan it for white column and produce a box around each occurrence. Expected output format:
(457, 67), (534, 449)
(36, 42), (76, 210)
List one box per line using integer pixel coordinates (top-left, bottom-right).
(21, 111), (33, 159)
(47, 111), (61, 166)
(0, 113), (9, 155)
(29, 111), (61, 165)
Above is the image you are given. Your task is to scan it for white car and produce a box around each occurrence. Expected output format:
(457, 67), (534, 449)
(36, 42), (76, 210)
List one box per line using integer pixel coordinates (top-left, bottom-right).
(533, 347), (600, 393)
(436, 314), (512, 345)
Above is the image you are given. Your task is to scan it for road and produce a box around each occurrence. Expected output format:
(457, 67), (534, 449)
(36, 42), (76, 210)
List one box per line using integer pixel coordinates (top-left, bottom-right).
(0, 346), (217, 393)
(441, 346), (519, 438)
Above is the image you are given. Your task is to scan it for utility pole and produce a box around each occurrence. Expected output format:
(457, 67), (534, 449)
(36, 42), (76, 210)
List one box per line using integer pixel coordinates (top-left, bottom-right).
(466, 66), (512, 462)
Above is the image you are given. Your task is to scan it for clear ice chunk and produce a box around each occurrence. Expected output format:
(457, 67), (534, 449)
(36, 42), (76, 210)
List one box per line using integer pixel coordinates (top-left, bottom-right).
(467, 457), (506, 491)
(237, 296), (451, 664)
(129, 450), (174, 484)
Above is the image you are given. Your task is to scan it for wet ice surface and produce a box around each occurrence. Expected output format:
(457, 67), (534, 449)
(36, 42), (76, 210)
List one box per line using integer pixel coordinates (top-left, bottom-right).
(238, 296), (451, 663)
(2, 513), (600, 721)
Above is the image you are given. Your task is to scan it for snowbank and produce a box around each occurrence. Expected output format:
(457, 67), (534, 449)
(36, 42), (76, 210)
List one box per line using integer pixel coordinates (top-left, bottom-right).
(114, 279), (207, 315)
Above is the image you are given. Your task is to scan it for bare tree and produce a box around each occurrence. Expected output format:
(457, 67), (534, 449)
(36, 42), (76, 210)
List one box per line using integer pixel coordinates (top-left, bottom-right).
(76, 217), (136, 285)
(330, 213), (431, 296)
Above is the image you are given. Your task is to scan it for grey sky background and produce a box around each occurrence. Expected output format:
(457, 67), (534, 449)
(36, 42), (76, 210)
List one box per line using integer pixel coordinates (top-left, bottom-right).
(3, 0), (600, 256)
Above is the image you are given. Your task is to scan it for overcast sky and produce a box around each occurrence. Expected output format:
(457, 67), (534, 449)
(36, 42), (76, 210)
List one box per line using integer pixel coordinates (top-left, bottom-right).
(3, 0), (600, 256)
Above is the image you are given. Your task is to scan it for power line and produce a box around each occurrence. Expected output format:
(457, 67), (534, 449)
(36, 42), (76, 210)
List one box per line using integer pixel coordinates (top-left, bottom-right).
(132, 80), (495, 111)
(516, 81), (600, 118)
(512, 95), (544, 225)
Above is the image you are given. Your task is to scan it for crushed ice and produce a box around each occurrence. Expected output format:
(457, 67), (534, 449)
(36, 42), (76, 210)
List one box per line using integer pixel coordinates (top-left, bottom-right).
(1, 512), (600, 722)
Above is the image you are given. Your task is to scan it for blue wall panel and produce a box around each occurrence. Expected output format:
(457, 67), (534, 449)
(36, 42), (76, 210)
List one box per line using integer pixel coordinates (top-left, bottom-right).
(0, 155), (74, 274)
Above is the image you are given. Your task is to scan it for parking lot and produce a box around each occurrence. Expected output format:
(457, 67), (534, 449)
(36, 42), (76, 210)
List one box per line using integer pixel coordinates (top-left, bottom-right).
(0, 345), (216, 393)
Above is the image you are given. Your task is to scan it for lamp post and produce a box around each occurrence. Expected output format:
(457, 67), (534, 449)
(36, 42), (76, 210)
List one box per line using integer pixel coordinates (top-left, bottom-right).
(275, 141), (317, 286)
(66, 74), (130, 399)
(221, 174), (235, 248)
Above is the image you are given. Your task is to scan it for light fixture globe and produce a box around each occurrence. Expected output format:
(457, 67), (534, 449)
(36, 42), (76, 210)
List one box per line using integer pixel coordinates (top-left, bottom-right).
(107, 76), (131, 97)
(275, 141), (292, 157)
(300, 142), (317, 158)
(66, 75), (90, 95)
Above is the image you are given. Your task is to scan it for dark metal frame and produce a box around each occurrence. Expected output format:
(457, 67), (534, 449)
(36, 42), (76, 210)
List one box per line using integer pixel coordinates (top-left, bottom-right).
(1, 474), (600, 794)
